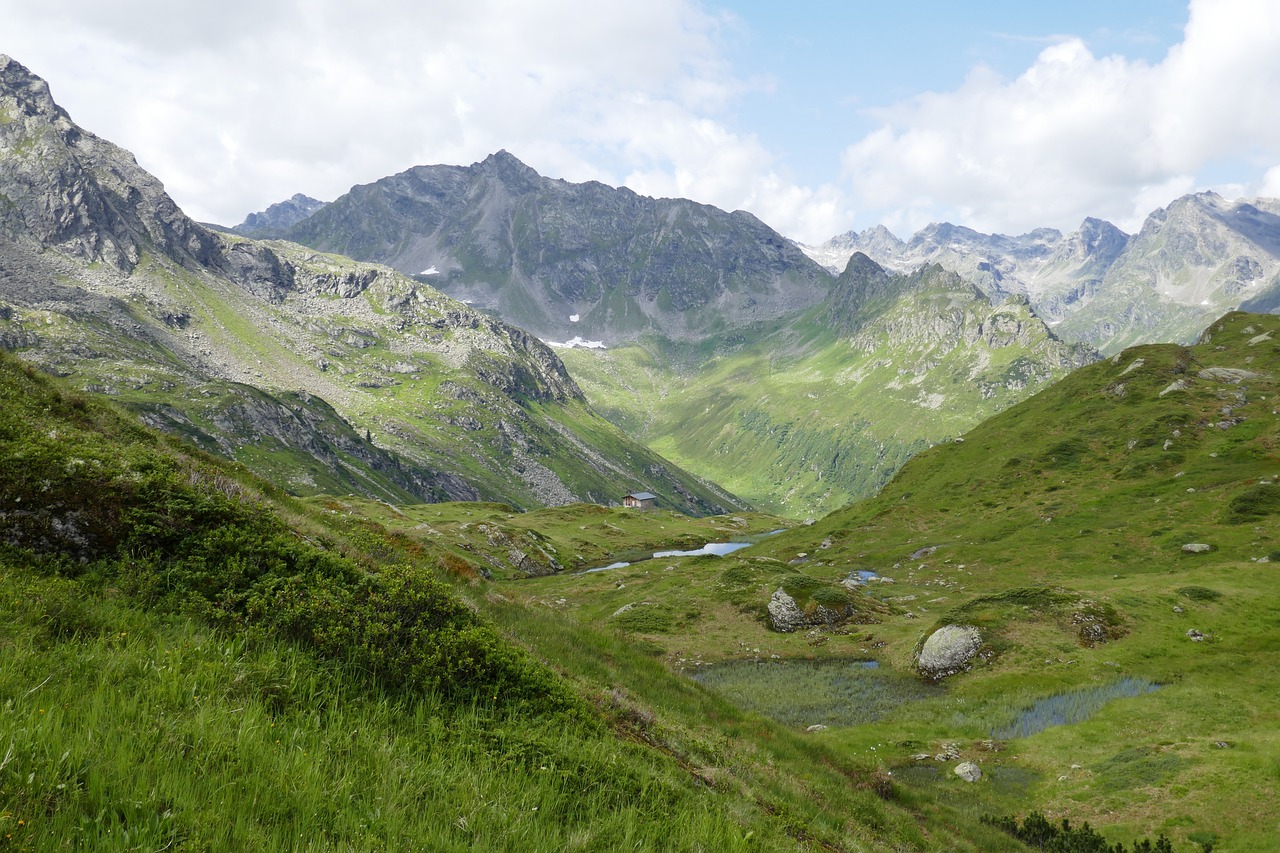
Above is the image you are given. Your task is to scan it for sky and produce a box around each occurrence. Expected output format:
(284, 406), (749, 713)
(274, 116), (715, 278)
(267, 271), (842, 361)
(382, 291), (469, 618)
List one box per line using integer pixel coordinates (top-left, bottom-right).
(3, 0), (1279, 244)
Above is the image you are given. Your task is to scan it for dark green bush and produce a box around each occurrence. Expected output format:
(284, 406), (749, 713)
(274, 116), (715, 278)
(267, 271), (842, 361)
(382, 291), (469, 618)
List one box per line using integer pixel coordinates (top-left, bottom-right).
(981, 812), (1173, 852)
(812, 586), (853, 607)
(780, 574), (824, 600)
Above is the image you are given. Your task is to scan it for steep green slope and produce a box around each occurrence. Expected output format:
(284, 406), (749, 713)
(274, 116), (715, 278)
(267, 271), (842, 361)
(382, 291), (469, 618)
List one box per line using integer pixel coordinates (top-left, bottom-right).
(518, 311), (1280, 850)
(562, 260), (1096, 517)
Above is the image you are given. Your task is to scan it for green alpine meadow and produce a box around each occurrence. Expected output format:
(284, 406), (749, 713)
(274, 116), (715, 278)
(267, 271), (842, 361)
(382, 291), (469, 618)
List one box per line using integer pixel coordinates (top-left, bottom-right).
(3, 49), (1280, 852)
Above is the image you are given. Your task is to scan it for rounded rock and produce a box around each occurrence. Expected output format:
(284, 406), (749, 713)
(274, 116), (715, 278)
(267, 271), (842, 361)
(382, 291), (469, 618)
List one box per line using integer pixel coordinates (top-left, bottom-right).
(917, 625), (982, 677)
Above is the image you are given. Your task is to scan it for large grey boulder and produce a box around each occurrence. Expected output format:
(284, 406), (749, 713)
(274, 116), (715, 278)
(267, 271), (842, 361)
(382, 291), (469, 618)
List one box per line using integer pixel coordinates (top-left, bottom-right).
(767, 588), (806, 633)
(954, 762), (982, 782)
(917, 625), (982, 678)
(1198, 367), (1263, 384)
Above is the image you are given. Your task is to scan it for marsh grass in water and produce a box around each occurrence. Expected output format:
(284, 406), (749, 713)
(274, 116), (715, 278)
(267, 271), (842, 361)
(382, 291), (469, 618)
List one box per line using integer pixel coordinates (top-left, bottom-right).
(690, 658), (943, 729)
(989, 678), (1161, 740)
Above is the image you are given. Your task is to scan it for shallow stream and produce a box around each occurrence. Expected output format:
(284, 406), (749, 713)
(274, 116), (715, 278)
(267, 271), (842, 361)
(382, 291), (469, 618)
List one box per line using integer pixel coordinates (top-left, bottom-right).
(579, 530), (782, 573)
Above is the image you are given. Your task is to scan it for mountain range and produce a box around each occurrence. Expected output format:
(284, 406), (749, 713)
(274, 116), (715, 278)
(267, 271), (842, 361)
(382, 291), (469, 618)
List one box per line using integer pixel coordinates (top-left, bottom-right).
(253, 150), (1097, 515)
(242, 143), (1279, 514)
(801, 193), (1280, 354)
(0, 54), (738, 517)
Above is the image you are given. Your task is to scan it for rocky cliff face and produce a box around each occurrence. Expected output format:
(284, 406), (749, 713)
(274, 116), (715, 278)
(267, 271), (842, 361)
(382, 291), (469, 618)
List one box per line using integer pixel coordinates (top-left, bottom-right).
(285, 151), (834, 343)
(0, 55), (222, 274)
(0, 55), (740, 514)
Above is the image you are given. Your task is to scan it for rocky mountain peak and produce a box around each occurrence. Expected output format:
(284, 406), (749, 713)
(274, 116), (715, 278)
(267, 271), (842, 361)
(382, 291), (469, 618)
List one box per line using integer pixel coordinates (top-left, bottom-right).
(474, 149), (543, 190)
(286, 150), (832, 343)
(839, 251), (887, 279)
(0, 54), (71, 126)
(1057, 217), (1130, 263)
(795, 225), (905, 275)
(909, 221), (978, 249)
(232, 193), (328, 236)
(0, 55), (221, 273)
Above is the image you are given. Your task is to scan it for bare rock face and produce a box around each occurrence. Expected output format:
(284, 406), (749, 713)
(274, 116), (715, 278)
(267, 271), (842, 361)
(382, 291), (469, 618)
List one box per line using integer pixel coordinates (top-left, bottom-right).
(1198, 367), (1264, 384)
(0, 54), (221, 273)
(917, 625), (982, 678)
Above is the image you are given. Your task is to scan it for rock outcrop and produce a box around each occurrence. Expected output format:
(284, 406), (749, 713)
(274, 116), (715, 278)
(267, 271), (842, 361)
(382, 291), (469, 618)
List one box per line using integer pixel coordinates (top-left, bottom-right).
(767, 589), (806, 633)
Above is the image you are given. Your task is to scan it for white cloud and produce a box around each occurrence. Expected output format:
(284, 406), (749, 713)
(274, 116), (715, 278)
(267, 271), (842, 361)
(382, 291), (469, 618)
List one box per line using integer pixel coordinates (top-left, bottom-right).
(1260, 165), (1280, 197)
(0, 0), (847, 241)
(841, 0), (1280, 235)
(4, 0), (1278, 246)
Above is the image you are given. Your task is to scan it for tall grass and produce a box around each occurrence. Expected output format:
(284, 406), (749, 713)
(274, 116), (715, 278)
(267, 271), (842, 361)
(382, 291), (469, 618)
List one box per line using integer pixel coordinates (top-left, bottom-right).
(0, 564), (768, 851)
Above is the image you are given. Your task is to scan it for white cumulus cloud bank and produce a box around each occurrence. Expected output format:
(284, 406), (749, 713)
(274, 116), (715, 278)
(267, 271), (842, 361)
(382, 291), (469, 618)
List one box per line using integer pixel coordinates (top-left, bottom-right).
(842, 0), (1280, 235)
(0, 0), (849, 242)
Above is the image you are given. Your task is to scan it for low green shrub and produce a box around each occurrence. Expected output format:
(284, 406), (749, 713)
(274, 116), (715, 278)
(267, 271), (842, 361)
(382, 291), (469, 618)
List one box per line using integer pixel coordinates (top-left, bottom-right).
(812, 586), (853, 607)
(612, 605), (676, 634)
(1177, 586), (1223, 602)
(981, 812), (1173, 852)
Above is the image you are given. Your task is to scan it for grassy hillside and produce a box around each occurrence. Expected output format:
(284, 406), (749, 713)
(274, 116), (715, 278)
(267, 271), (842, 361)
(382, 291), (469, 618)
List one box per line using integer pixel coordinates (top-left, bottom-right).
(0, 348), (1030, 851)
(518, 311), (1280, 851)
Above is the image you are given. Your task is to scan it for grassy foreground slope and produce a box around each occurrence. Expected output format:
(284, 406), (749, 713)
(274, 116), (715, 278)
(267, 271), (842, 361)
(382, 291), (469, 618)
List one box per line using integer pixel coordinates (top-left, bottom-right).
(522, 311), (1280, 851)
(0, 349), (1022, 851)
